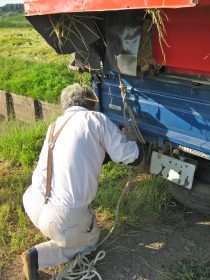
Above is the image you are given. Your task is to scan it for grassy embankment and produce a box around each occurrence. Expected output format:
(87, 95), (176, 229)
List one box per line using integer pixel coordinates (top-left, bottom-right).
(0, 14), (81, 102)
(0, 14), (210, 280)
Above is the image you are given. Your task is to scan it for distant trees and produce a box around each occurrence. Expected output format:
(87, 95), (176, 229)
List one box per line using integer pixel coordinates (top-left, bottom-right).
(0, 4), (24, 15)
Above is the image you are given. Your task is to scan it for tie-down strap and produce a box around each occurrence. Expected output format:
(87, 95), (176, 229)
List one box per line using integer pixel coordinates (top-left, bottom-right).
(45, 113), (76, 203)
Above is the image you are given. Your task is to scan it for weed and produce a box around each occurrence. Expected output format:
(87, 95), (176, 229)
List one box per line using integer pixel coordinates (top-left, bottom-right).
(0, 171), (44, 268)
(0, 121), (48, 268)
(94, 162), (172, 226)
(0, 16), (90, 100)
(170, 258), (210, 280)
(101, 161), (131, 181)
(0, 120), (48, 168)
(0, 57), (82, 102)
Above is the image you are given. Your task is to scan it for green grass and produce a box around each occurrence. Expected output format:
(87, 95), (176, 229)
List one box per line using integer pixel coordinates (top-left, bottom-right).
(0, 120), (48, 168)
(0, 57), (82, 102)
(94, 162), (172, 225)
(0, 15), (90, 101)
(0, 169), (44, 268)
(0, 121), (49, 268)
(170, 258), (210, 280)
(0, 16), (75, 101)
(0, 27), (70, 62)
(0, 14), (31, 28)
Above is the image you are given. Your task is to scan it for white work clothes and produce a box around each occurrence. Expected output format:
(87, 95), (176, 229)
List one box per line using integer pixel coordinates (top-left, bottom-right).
(23, 186), (99, 269)
(31, 106), (139, 208)
(23, 106), (139, 269)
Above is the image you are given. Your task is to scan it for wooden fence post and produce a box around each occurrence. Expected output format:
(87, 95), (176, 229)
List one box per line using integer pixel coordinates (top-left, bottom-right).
(39, 101), (62, 121)
(11, 93), (35, 122)
(0, 90), (8, 118)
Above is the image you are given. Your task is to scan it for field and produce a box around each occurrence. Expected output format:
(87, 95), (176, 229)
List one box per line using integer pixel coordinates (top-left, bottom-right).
(0, 27), (68, 62)
(0, 15), (31, 28)
(1, 14), (210, 280)
(0, 15), (66, 62)
(0, 14), (82, 102)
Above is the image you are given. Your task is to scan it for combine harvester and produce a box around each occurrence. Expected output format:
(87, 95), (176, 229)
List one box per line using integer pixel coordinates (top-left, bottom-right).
(24, 0), (210, 213)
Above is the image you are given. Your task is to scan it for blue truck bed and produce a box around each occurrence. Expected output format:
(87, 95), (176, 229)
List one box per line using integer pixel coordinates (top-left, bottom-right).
(94, 74), (210, 159)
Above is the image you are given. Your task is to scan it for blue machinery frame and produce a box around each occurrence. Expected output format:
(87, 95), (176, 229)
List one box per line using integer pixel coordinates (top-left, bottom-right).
(94, 73), (210, 159)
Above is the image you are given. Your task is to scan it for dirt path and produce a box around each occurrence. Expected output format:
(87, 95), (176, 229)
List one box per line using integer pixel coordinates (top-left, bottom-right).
(2, 206), (210, 280)
(97, 209), (210, 280)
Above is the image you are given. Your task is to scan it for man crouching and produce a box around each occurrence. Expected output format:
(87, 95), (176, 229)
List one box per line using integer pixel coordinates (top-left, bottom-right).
(22, 83), (144, 280)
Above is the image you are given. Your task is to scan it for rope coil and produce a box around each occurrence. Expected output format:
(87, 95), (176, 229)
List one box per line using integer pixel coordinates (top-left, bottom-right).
(53, 251), (106, 280)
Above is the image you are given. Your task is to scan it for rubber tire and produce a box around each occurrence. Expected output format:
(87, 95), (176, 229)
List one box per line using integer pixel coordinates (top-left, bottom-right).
(170, 179), (210, 214)
(195, 168), (210, 184)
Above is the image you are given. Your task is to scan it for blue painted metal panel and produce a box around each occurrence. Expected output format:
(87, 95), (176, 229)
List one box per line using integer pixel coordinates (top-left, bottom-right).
(94, 74), (210, 157)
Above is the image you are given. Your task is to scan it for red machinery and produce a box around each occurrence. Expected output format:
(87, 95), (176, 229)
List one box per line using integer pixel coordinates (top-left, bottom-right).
(24, 0), (196, 15)
(24, 0), (210, 78)
(153, 6), (210, 77)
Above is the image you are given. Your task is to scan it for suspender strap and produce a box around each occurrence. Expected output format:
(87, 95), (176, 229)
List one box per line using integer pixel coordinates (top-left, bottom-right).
(45, 122), (56, 203)
(45, 114), (75, 203)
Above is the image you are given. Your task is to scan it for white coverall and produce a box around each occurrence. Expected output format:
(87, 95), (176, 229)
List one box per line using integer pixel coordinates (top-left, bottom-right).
(23, 106), (139, 269)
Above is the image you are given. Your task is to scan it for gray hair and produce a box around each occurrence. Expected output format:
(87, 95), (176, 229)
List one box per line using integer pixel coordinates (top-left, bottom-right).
(61, 83), (98, 111)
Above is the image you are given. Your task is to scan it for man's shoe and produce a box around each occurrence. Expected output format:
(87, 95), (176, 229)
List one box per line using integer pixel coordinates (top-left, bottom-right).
(21, 249), (39, 280)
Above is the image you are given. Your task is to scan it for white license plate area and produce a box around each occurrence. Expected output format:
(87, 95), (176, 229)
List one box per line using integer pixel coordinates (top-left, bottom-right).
(150, 151), (196, 189)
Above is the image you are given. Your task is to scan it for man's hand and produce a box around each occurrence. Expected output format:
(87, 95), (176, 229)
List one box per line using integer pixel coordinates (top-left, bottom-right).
(128, 142), (146, 167)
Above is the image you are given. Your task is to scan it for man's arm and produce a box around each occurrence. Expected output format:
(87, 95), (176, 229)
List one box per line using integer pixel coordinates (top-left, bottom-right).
(98, 113), (143, 165)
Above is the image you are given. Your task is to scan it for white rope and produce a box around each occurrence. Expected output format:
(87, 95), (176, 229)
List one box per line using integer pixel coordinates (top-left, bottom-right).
(52, 251), (105, 280)
(51, 179), (131, 280)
